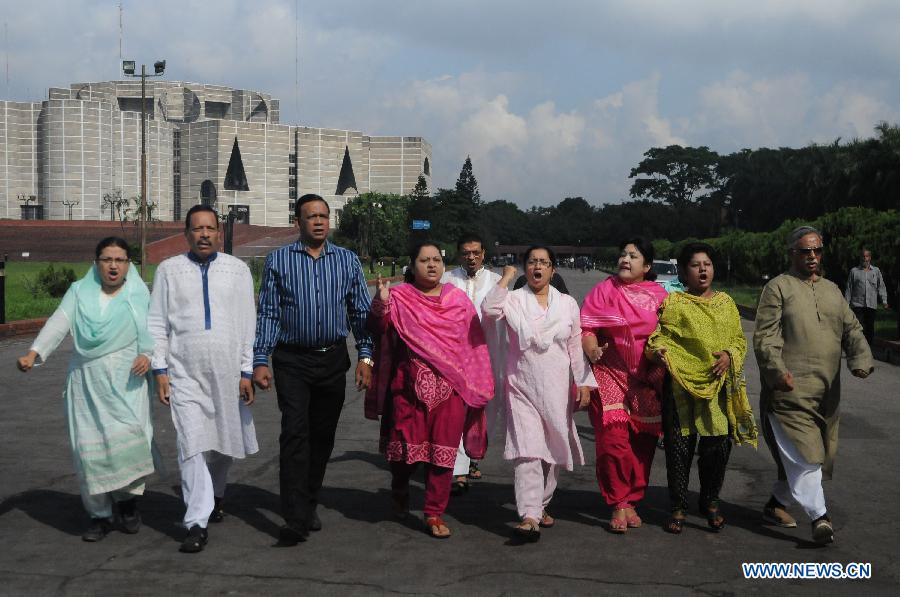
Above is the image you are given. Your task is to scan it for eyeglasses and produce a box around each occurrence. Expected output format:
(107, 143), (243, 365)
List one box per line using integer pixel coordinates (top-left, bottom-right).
(793, 247), (824, 256)
(460, 251), (483, 258)
(526, 259), (553, 267)
(97, 257), (129, 265)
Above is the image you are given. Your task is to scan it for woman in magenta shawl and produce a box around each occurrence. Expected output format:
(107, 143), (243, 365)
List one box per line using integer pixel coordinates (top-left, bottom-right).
(581, 237), (668, 533)
(366, 242), (494, 539)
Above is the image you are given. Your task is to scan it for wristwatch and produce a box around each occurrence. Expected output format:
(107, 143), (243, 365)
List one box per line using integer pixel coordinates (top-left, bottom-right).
(360, 357), (375, 367)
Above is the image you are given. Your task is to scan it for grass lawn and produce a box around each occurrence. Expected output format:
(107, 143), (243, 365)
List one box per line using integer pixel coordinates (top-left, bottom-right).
(716, 284), (763, 309)
(3, 259), (395, 322)
(3, 262), (157, 321)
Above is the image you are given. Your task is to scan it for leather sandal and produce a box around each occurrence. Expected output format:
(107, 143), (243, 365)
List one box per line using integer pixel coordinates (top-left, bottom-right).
(467, 461), (483, 480)
(665, 511), (686, 534)
(425, 516), (451, 539)
(609, 509), (628, 534)
(515, 517), (541, 542)
(450, 477), (469, 496)
(539, 509), (555, 528)
(705, 507), (726, 531)
(625, 508), (642, 528)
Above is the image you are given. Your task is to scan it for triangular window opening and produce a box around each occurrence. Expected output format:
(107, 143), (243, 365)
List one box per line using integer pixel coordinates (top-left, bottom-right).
(335, 146), (358, 195)
(224, 137), (250, 191)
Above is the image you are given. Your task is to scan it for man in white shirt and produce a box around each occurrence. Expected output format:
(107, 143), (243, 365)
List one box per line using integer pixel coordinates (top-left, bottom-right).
(441, 234), (506, 494)
(844, 247), (889, 346)
(148, 205), (258, 553)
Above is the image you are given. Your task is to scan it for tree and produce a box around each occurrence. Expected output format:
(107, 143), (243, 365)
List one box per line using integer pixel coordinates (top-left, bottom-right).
(102, 189), (129, 223)
(407, 174), (435, 246)
(455, 155), (481, 205)
(629, 145), (721, 206)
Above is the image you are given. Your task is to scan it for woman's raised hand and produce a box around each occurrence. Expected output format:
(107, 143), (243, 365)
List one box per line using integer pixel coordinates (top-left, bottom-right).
(376, 275), (391, 301)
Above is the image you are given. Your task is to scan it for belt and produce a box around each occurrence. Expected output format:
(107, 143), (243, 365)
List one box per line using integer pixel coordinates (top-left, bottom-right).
(276, 341), (343, 353)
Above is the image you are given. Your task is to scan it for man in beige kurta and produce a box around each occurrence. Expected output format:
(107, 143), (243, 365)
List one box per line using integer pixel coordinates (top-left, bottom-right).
(754, 226), (873, 545)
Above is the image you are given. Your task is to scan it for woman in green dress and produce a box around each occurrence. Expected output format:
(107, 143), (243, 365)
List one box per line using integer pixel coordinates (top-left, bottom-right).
(647, 242), (758, 534)
(16, 237), (156, 542)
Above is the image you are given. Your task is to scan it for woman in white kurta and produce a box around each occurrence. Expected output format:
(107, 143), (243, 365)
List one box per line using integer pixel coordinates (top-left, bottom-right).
(16, 237), (155, 542)
(482, 247), (596, 541)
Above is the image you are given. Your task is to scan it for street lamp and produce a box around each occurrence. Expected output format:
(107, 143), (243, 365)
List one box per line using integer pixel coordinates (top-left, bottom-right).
(368, 201), (383, 274)
(122, 58), (166, 278)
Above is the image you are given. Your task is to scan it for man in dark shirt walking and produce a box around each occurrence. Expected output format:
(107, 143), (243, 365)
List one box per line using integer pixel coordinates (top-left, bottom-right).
(253, 194), (374, 545)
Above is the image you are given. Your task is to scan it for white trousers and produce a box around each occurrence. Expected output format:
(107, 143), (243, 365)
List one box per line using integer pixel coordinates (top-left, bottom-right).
(768, 413), (827, 521)
(514, 458), (560, 521)
(179, 450), (233, 529)
(452, 438), (471, 477)
(81, 479), (145, 519)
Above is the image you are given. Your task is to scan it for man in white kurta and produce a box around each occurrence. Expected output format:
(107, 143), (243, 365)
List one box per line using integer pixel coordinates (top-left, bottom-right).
(482, 266), (596, 532)
(148, 206), (258, 552)
(441, 236), (506, 489)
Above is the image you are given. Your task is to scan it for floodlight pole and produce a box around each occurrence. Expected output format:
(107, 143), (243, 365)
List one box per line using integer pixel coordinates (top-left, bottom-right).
(123, 59), (165, 279)
(140, 64), (147, 278)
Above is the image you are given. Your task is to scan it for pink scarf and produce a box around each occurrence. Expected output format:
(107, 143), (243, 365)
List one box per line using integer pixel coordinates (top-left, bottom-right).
(581, 276), (667, 432)
(365, 283), (495, 420)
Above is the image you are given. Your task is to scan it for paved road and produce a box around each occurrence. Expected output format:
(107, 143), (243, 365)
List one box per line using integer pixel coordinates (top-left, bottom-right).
(1, 270), (898, 595)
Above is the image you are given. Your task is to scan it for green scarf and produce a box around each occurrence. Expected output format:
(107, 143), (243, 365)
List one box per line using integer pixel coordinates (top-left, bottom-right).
(60, 264), (153, 358)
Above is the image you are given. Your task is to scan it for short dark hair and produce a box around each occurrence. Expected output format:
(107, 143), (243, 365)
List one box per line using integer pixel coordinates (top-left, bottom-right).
(677, 242), (716, 270)
(404, 241), (443, 283)
(296, 193), (330, 220)
(95, 236), (131, 260)
(522, 245), (556, 267)
(618, 236), (656, 281)
(185, 204), (219, 230)
(456, 234), (483, 251)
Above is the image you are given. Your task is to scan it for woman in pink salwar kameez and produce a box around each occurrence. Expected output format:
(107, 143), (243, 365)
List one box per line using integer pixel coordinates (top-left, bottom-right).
(482, 246), (596, 542)
(366, 242), (494, 539)
(581, 237), (668, 533)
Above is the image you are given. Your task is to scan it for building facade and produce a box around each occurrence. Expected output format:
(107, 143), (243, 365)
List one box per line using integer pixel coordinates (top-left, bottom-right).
(0, 81), (432, 226)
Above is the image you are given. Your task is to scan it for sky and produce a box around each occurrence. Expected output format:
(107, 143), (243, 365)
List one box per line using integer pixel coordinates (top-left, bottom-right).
(2, 0), (899, 208)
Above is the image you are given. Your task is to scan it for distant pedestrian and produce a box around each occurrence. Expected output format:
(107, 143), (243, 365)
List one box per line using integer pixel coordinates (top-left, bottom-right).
(647, 242), (758, 535)
(16, 237), (156, 542)
(482, 248), (595, 542)
(366, 242), (494, 539)
(581, 237), (668, 533)
(441, 234), (506, 492)
(754, 226), (873, 544)
(844, 247), (889, 346)
(148, 205), (258, 553)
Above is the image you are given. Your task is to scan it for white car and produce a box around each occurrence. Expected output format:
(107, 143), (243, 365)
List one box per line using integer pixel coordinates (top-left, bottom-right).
(651, 259), (679, 284)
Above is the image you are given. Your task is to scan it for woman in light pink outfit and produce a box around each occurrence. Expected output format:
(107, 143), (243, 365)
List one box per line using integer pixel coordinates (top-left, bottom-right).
(482, 246), (596, 542)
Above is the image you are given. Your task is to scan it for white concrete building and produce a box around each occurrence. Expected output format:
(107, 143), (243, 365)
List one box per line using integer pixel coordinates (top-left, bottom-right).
(0, 81), (432, 226)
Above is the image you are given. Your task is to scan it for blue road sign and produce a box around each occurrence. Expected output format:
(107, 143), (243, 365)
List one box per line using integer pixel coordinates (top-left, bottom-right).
(412, 220), (431, 230)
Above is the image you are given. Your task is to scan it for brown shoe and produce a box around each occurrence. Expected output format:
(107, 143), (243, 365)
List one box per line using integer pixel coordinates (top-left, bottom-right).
(539, 509), (555, 528)
(812, 515), (834, 544)
(762, 497), (797, 528)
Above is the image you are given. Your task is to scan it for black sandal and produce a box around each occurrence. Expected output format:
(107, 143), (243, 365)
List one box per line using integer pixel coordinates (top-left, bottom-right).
(467, 461), (482, 480)
(705, 508), (726, 531)
(450, 478), (469, 496)
(665, 512), (686, 534)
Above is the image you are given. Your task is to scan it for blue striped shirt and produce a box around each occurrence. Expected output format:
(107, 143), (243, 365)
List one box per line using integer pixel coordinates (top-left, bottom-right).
(253, 240), (373, 366)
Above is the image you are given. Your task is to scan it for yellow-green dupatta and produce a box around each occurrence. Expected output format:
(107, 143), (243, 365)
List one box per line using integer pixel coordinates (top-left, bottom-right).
(647, 291), (758, 447)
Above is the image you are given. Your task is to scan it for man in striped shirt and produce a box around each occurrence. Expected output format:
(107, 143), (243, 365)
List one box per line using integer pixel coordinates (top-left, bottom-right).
(253, 194), (374, 545)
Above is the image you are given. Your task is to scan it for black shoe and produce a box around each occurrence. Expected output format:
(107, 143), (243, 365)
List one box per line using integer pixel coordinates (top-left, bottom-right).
(179, 525), (208, 553)
(309, 510), (322, 532)
(82, 518), (111, 542)
(117, 498), (141, 534)
(277, 524), (308, 546)
(209, 497), (225, 523)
